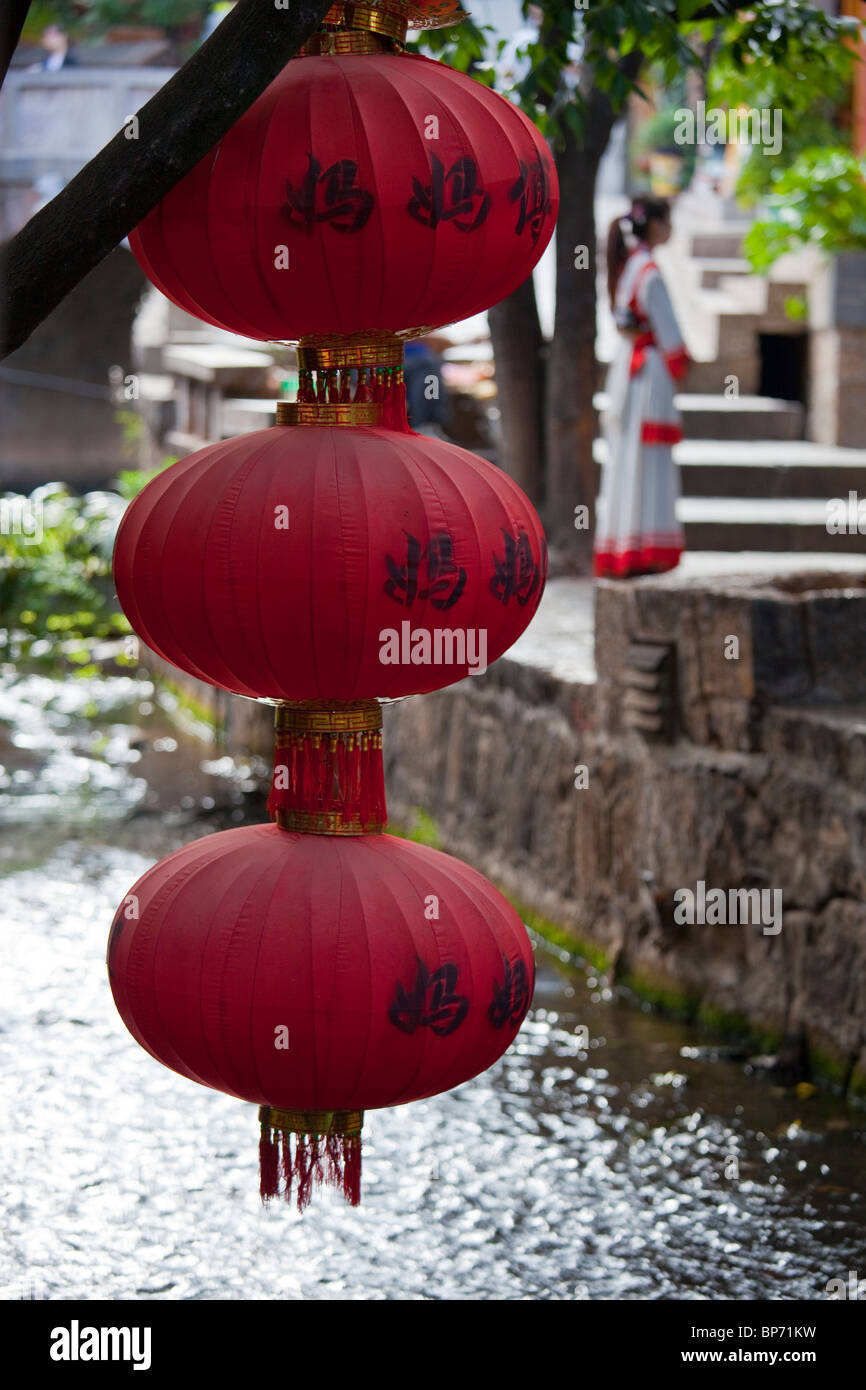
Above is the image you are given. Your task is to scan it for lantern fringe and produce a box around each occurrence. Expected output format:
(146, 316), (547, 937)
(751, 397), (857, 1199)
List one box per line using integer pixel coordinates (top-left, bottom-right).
(295, 365), (409, 430)
(259, 1111), (363, 1212)
(259, 1131), (280, 1201)
(267, 725), (386, 834)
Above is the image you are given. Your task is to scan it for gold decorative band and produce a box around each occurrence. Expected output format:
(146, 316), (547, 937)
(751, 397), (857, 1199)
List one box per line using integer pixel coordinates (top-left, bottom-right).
(259, 1107), (364, 1137)
(322, 0), (465, 31)
(343, 2), (408, 39)
(301, 29), (398, 54)
(275, 699), (383, 735)
(276, 401), (382, 426)
(275, 808), (386, 835)
(298, 333), (404, 370)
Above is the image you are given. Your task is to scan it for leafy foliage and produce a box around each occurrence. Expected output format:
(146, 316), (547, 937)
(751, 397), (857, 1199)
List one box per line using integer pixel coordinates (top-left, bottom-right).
(0, 461), (174, 677)
(0, 485), (128, 677)
(707, 33), (854, 203)
(744, 149), (866, 272)
(24, 0), (211, 38)
(413, 0), (858, 144)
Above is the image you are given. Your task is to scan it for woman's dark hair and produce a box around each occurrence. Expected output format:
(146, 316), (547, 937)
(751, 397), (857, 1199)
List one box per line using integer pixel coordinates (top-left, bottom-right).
(606, 194), (670, 307)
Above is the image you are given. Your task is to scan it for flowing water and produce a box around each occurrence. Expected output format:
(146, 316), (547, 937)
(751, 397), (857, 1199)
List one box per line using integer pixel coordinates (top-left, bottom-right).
(1, 672), (864, 1301)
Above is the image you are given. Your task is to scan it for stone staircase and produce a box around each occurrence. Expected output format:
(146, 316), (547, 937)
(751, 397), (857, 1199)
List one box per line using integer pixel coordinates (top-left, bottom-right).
(595, 202), (866, 556)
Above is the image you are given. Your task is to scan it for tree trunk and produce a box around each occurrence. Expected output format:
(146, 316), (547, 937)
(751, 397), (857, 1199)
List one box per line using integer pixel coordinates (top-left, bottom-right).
(544, 109), (608, 567)
(0, 0), (333, 357)
(487, 273), (545, 505)
(544, 60), (641, 571)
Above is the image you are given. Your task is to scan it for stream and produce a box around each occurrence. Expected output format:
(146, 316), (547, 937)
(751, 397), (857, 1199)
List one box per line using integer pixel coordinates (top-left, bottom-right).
(1, 670), (864, 1300)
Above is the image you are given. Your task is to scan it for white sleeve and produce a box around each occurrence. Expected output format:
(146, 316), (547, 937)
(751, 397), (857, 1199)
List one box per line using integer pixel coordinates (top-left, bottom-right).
(640, 271), (685, 354)
(639, 270), (689, 379)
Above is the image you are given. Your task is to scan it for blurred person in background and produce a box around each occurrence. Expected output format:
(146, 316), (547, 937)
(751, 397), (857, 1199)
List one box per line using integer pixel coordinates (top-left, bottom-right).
(594, 195), (690, 580)
(29, 24), (77, 71)
(404, 338), (453, 438)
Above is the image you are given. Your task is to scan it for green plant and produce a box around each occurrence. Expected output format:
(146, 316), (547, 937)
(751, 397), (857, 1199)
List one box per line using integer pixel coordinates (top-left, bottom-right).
(114, 457), (176, 500)
(0, 484), (129, 676)
(744, 148), (866, 272)
(23, 0), (211, 37)
(707, 36), (854, 205)
(0, 463), (175, 677)
(639, 105), (686, 153)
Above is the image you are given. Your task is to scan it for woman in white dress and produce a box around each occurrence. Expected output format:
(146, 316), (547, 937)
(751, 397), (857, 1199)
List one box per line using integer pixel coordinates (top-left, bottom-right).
(594, 196), (690, 579)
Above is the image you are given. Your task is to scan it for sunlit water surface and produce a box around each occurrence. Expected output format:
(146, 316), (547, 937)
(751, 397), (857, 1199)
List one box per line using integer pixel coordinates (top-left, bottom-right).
(1, 674), (864, 1300)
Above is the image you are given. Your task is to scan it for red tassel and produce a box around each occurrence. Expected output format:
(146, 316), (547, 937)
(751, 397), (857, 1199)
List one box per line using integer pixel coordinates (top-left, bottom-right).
(280, 1131), (293, 1203)
(336, 736), (347, 806)
(302, 735), (315, 807)
(347, 735), (361, 811)
(294, 1136), (314, 1213)
(310, 1135), (324, 1186)
(259, 1113), (362, 1210)
(298, 370), (315, 403)
(342, 1135), (362, 1207)
(357, 732), (386, 831)
(320, 737), (330, 807)
(354, 368), (370, 403)
(259, 1130), (280, 1202)
(390, 369), (410, 433)
(270, 708), (386, 829)
(324, 1133), (342, 1188)
(339, 368), (351, 403)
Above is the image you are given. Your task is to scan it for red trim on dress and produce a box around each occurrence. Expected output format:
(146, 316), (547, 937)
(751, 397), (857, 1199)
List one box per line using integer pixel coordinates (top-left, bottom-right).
(629, 331), (655, 376)
(641, 421), (683, 445)
(593, 542), (683, 579)
(665, 346), (690, 381)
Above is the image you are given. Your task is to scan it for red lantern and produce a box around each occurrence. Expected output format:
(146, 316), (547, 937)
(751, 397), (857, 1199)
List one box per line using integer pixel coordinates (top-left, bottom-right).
(129, 50), (557, 341)
(113, 415), (546, 701)
(109, 0), (550, 1212)
(108, 823), (534, 1209)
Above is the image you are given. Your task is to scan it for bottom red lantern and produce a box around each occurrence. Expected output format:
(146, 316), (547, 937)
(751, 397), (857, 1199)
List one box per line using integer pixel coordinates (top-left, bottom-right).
(107, 818), (534, 1211)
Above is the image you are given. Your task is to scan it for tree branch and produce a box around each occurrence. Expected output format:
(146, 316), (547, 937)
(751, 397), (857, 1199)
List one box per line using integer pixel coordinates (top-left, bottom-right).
(0, 0), (333, 357)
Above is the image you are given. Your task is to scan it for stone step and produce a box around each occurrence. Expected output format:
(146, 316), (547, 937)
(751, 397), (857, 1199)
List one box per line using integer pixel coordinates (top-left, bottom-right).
(593, 439), (866, 543)
(683, 357), (760, 395)
(678, 496), (866, 554)
(679, 395), (804, 443)
(693, 257), (751, 289)
(687, 229), (749, 260)
(673, 439), (866, 498)
(594, 392), (804, 442)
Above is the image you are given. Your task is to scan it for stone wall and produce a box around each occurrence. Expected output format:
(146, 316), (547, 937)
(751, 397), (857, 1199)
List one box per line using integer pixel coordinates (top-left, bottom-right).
(383, 570), (866, 1101)
(809, 252), (866, 448)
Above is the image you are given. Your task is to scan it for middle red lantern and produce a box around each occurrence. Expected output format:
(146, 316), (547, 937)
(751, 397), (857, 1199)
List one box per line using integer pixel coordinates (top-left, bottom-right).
(113, 413), (546, 702)
(129, 50), (558, 341)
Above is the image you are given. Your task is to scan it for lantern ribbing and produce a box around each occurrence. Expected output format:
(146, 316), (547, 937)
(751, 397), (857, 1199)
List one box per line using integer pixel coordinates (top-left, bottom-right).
(110, 0), (555, 1213)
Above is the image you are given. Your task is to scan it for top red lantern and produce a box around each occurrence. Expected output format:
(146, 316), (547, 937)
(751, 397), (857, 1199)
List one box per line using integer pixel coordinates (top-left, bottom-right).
(129, 50), (558, 341)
